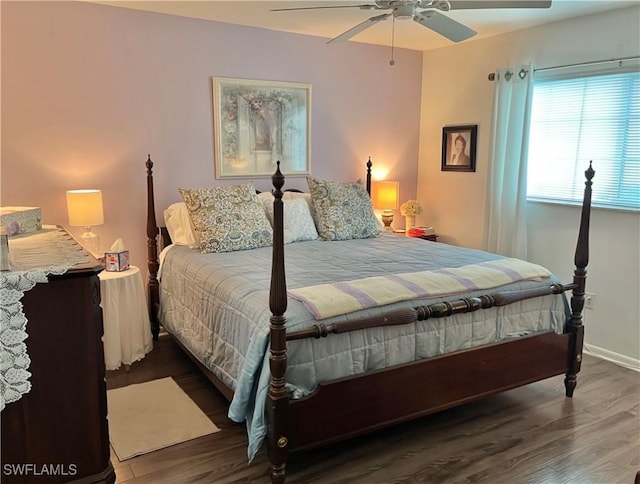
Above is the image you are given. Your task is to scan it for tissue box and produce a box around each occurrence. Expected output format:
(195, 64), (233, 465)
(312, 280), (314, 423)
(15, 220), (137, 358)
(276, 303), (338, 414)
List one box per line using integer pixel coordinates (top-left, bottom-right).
(104, 251), (130, 272)
(0, 206), (42, 235)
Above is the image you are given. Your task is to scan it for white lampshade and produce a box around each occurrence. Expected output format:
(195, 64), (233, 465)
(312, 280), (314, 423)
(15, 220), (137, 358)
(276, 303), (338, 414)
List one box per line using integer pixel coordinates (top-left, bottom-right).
(66, 190), (104, 227)
(66, 189), (104, 257)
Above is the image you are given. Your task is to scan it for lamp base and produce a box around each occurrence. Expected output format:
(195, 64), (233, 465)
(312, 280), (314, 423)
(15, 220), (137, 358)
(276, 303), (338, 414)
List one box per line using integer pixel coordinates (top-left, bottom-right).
(80, 227), (100, 258)
(381, 210), (394, 231)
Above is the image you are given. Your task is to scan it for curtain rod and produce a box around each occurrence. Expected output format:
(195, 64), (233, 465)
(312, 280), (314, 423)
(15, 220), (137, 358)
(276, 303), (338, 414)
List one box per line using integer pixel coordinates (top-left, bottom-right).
(487, 55), (640, 81)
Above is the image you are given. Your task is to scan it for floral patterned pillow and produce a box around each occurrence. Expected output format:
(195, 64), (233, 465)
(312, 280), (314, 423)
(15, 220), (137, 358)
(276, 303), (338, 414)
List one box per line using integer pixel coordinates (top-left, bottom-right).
(179, 183), (272, 253)
(307, 177), (379, 241)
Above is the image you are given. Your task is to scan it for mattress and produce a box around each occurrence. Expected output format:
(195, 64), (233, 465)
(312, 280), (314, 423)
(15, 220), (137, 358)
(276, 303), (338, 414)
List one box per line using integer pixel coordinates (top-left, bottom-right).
(158, 231), (568, 460)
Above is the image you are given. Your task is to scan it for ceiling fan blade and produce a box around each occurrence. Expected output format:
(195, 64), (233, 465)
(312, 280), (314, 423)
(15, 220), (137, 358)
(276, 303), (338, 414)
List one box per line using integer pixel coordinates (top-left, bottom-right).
(414, 11), (476, 42)
(449, 0), (551, 9)
(271, 4), (378, 12)
(327, 13), (392, 44)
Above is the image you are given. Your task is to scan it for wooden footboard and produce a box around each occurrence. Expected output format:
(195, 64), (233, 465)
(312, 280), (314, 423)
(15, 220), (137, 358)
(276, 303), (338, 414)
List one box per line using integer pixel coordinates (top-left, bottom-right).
(287, 331), (570, 451)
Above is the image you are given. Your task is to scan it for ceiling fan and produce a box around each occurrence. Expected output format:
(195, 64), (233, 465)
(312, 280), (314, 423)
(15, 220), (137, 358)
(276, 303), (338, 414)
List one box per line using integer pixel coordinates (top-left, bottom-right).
(271, 0), (552, 44)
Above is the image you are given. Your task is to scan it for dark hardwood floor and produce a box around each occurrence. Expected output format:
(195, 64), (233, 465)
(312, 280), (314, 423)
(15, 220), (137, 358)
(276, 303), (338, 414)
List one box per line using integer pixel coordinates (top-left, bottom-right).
(106, 334), (639, 484)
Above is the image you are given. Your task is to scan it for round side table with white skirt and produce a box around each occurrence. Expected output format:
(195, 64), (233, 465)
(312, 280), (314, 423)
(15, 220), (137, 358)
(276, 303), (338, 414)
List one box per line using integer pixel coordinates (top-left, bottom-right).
(98, 265), (153, 371)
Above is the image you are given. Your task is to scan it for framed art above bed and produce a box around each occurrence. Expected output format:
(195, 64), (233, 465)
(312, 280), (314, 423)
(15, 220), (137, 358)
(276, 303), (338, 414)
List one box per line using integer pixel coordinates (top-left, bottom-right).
(213, 77), (311, 179)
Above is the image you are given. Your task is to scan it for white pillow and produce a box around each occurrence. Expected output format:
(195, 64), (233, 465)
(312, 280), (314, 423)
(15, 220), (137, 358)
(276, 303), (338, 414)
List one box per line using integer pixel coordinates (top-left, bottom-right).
(163, 202), (198, 248)
(283, 191), (312, 207)
(258, 192), (318, 244)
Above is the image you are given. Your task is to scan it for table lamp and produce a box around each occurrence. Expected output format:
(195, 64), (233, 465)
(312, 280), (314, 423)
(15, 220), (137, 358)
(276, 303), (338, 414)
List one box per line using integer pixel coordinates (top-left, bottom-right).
(372, 181), (399, 231)
(66, 189), (104, 257)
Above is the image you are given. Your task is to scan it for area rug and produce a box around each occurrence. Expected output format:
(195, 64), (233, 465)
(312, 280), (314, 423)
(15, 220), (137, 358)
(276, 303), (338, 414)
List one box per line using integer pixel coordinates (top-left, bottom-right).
(107, 377), (220, 461)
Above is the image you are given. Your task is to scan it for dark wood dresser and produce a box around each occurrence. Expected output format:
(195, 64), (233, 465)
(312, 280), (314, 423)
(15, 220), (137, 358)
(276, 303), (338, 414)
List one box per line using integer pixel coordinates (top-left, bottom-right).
(1, 257), (115, 483)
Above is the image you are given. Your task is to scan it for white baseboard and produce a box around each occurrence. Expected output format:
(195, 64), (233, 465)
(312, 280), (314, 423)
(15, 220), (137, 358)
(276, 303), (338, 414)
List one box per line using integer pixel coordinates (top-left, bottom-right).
(584, 343), (640, 372)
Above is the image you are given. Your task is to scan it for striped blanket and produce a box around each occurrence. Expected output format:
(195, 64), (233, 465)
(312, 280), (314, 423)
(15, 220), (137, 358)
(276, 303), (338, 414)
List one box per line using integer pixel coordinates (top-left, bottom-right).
(288, 257), (552, 320)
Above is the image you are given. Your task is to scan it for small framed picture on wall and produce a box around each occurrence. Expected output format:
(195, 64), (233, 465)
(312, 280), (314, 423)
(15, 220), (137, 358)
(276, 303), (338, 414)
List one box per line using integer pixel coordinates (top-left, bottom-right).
(441, 125), (477, 172)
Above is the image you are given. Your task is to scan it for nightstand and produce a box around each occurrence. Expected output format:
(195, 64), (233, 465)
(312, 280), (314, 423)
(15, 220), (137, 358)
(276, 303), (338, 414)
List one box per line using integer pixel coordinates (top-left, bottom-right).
(98, 265), (153, 371)
(415, 234), (438, 242)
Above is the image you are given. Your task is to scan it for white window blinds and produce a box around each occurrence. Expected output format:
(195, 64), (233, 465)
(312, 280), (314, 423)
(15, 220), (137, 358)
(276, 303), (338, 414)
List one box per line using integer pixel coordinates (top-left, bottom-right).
(527, 69), (639, 211)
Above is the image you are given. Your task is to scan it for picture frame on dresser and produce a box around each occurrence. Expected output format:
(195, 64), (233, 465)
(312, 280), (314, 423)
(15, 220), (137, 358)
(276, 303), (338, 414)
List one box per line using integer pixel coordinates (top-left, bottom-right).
(441, 125), (477, 172)
(212, 77), (311, 179)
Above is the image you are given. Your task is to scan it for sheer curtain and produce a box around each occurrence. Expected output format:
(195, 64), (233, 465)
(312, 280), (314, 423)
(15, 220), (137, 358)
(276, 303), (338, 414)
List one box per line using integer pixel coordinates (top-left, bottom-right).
(484, 64), (534, 259)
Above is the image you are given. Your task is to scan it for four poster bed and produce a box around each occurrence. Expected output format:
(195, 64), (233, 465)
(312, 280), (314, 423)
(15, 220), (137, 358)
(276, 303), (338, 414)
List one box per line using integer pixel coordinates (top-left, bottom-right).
(145, 156), (593, 483)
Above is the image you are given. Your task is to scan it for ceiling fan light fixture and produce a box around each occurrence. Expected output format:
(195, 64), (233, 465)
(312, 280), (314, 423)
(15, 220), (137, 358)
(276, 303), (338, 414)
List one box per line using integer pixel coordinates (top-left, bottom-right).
(394, 5), (415, 19)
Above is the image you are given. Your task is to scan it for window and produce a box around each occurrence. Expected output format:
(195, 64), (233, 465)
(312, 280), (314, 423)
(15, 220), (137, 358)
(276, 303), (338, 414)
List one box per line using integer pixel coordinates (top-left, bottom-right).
(527, 68), (639, 211)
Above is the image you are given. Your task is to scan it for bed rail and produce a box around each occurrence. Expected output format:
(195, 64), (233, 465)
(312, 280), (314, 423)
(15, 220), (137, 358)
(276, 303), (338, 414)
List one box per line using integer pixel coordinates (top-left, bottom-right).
(285, 282), (572, 341)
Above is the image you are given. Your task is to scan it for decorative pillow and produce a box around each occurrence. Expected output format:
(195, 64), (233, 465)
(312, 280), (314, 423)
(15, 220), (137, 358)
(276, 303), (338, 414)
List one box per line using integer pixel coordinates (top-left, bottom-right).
(307, 178), (380, 241)
(179, 183), (272, 253)
(163, 202), (199, 248)
(257, 192), (318, 244)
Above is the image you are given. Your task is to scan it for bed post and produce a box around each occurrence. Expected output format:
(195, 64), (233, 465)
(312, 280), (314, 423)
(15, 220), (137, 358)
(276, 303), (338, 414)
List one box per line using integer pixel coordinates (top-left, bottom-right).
(146, 155), (161, 340)
(267, 162), (289, 483)
(565, 162), (594, 397)
(366, 157), (372, 195)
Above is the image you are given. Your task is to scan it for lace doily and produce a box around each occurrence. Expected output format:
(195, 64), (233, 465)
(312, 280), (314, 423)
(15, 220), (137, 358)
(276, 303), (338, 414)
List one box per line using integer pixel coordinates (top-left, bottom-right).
(0, 226), (89, 411)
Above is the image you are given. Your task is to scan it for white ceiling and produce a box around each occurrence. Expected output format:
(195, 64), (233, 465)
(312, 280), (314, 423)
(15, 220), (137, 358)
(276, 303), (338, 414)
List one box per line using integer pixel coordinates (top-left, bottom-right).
(90, 1), (638, 51)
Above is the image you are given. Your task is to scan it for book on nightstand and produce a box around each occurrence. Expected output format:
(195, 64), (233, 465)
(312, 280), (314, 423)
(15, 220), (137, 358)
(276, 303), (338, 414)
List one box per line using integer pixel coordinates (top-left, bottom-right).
(407, 226), (435, 238)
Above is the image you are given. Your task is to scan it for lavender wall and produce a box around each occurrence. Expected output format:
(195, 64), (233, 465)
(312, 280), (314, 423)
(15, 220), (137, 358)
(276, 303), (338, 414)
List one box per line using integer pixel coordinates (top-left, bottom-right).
(1, 1), (422, 270)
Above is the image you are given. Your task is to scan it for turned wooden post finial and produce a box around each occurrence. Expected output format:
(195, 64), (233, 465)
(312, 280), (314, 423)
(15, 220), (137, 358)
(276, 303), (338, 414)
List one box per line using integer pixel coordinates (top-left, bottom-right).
(272, 160), (285, 193)
(585, 160), (595, 183)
